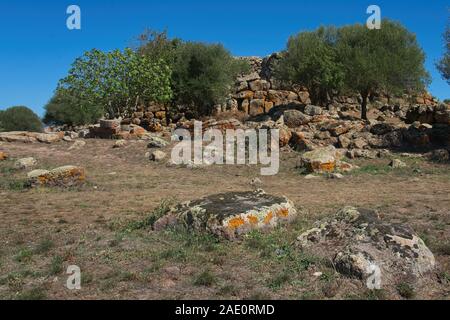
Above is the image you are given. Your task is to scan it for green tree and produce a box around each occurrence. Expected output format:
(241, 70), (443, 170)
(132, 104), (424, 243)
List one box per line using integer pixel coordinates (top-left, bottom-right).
(337, 20), (430, 120)
(172, 42), (249, 116)
(275, 26), (345, 105)
(137, 29), (182, 66)
(436, 24), (450, 85)
(57, 48), (173, 119)
(43, 89), (103, 126)
(0, 106), (42, 132)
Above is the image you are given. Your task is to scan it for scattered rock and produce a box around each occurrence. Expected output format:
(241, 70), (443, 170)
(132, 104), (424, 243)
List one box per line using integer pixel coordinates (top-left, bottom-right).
(0, 151), (8, 161)
(304, 105), (323, 116)
(426, 149), (450, 163)
(390, 159), (407, 169)
(304, 174), (320, 180)
(69, 140), (86, 150)
(328, 173), (344, 179)
(113, 140), (127, 148)
(250, 178), (263, 188)
(28, 166), (86, 188)
(154, 190), (298, 240)
(297, 207), (435, 288)
(150, 150), (167, 162)
(283, 110), (311, 128)
(299, 146), (340, 173)
(147, 136), (169, 149)
(14, 157), (37, 169)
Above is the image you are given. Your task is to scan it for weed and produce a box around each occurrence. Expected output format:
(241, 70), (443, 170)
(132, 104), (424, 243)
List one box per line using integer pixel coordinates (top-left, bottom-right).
(193, 270), (216, 287)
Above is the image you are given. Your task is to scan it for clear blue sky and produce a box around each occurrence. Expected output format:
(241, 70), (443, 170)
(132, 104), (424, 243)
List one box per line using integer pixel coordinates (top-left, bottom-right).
(0, 0), (448, 116)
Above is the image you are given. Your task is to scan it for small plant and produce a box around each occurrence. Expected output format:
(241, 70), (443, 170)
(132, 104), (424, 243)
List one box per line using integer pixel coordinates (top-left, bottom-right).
(396, 282), (416, 299)
(268, 271), (291, 290)
(49, 255), (64, 275)
(16, 287), (47, 300)
(14, 248), (33, 263)
(193, 270), (216, 287)
(124, 198), (175, 232)
(34, 239), (54, 255)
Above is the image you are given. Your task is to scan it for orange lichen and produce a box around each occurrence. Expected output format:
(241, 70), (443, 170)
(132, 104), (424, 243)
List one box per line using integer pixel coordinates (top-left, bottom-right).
(228, 217), (245, 229)
(276, 208), (289, 218)
(263, 212), (274, 224)
(247, 215), (258, 225)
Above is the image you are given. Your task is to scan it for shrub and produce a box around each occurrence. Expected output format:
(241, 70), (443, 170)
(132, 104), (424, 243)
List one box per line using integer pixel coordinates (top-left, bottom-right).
(172, 42), (249, 116)
(0, 106), (42, 132)
(43, 89), (103, 126)
(275, 26), (344, 105)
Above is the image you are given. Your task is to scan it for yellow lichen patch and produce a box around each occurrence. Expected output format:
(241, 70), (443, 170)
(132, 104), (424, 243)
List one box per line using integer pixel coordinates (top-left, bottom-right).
(263, 211), (274, 224)
(247, 215), (258, 225)
(228, 217), (245, 229)
(276, 207), (289, 218)
(0, 152), (8, 161)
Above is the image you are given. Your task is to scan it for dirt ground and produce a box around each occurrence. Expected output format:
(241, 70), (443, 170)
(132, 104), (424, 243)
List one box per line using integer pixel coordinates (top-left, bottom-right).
(0, 139), (449, 300)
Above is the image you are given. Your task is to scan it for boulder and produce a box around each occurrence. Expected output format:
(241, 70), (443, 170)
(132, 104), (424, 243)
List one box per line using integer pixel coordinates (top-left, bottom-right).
(297, 207), (435, 287)
(283, 110), (311, 128)
(154, 190), (298, 240)
(303, 105), (323, 116)
(299, 145), (340, 173)
(27, 166), (86, 188)
(35, 133), (63, 144)
(68, 140), (86, 150)
(113, 140), (127, 148)
(426, 149), (450, 163)
(150, 150), (167, 162)
(15, 157), (37, 169)
(0, 151), (9, 160)
(147, 136), (169, 149)
(390, 159), (407, 168)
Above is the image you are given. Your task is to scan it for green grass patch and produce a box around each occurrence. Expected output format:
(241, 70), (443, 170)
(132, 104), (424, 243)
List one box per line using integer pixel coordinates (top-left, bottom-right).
(193, 270), (216, 287)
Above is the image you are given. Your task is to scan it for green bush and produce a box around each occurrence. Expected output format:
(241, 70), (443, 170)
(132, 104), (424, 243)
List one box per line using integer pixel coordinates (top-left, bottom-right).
(275, 26), (344, 105)
(43, 89), (103, 126)
(172, 42), (249, 116)
(0, 106), (42, 132)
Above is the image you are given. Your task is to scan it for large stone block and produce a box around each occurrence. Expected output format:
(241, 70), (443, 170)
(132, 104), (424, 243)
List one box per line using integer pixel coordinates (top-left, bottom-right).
(154, 190), (298, 240)
(27, 166), (86, 188)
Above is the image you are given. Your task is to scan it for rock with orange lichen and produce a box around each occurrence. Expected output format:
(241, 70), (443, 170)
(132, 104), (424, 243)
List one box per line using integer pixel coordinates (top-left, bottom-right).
(27, 165), (86, 188)
(298, 145), (341, 173)
(0, 151), (9, 160)
(153, 190), (298, 240)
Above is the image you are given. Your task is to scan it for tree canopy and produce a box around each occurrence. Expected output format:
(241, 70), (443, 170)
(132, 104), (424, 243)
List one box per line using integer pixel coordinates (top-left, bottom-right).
(0, 106), (42, 132)
(275, 26), (345, 105)
(436, 24), (450, 85)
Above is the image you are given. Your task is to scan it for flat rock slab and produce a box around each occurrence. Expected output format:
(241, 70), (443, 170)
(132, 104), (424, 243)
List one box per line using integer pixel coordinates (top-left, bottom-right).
(27, 166), (86, 188)
(297, 207), (435, 288)
(0, 131), (63, 144)
(155, 190), (298, 240)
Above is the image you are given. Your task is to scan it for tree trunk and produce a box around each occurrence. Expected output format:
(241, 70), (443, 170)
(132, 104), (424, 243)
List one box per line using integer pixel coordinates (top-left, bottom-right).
(361, 92), (369, 120)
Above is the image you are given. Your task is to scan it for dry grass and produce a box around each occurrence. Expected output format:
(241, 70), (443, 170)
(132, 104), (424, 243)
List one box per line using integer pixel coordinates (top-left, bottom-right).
(0, 139), (449, 300)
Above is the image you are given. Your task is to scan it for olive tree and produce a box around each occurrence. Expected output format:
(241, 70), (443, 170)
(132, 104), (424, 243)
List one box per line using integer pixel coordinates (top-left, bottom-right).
(436, 24), (450, 85)
(275, 26), (345, 105)
(337, 20), (430, 120)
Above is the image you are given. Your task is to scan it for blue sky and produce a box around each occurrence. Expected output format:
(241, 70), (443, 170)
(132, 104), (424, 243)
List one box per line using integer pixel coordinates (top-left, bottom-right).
(0, 0), (448, 116)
